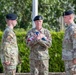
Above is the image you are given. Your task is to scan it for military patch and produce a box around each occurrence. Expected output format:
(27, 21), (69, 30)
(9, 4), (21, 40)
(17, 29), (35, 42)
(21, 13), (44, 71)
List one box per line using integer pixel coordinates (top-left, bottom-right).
(7, 35), (12, 41)
(73, 33), (76, 38)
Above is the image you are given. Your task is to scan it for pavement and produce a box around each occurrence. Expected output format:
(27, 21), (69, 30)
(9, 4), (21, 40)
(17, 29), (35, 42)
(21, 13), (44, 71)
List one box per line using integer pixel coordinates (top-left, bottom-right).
(0, 72), (66, 75)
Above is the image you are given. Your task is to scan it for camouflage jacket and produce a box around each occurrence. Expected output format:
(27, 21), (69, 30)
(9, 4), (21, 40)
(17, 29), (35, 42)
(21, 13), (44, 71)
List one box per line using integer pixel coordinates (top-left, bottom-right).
(26, 27), (52, 60)
(62, 23), (76, 60)
(0, 26), (18, 65)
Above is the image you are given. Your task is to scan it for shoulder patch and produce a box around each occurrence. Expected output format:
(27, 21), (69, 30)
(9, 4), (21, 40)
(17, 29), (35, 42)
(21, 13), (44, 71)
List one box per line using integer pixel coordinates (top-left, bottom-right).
(7, 35), (12, 41)
(73, 33), (76, 38)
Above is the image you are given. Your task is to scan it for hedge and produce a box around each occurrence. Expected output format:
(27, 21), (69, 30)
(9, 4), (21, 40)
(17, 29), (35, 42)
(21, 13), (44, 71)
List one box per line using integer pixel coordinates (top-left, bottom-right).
(0, 31), (65, 73)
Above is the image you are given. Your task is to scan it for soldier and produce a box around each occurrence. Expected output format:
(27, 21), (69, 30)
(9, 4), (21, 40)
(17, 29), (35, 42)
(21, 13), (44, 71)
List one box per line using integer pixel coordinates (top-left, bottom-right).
(62, 10), (76, 75)
(25, 15), (52, 75)
(0, 13), (18, 75)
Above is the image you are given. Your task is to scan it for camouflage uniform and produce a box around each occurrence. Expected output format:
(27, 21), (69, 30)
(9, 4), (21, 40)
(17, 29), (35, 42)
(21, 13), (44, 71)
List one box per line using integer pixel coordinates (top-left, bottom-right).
(26, 27), (52, 75)
(0, 26), (18, 75)
(62, 23), (76, 75)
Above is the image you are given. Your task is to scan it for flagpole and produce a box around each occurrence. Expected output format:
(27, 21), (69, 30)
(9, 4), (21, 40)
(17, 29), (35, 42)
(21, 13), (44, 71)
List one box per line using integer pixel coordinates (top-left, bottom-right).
(32, 0), (38, 28)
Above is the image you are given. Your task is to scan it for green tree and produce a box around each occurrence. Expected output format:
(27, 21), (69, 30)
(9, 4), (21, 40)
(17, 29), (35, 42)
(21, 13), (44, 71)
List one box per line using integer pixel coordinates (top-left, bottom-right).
(0, 0), (32, 30)
(0, 0), (75, 31)
(38, 0), (74, 31)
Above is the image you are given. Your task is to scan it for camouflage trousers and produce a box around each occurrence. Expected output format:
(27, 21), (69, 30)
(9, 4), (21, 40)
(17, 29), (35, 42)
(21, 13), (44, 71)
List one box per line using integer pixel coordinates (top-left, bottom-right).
(3, 65), (16, 75)
(64, 60), (76, 75)
(30, 59), (49, 75)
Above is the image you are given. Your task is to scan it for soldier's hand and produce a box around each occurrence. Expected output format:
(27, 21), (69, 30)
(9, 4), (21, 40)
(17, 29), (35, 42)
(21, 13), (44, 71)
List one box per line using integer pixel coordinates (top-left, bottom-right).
(40, 33), (45, 38)
(4, 61), (11, 65)
(36, 33), (46, 40)
(73, 58), (76, 64)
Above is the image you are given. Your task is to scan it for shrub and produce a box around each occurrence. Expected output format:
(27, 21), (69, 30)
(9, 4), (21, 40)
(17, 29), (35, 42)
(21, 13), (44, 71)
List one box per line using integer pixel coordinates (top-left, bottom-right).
(0, 30), (65, 73)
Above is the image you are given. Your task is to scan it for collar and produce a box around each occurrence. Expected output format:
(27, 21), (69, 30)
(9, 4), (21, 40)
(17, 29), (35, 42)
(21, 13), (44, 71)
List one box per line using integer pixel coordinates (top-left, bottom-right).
(66, 22), (75, 30)
(35, 27), (44, 33)
(7, 26), (13, 31)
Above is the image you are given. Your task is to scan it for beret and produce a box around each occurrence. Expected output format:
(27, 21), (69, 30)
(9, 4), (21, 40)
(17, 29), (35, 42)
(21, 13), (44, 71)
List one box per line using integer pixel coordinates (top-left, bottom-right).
(33, 15), (43, 21)
(6, 13), (17, 20)
(63, 10), (74, 16)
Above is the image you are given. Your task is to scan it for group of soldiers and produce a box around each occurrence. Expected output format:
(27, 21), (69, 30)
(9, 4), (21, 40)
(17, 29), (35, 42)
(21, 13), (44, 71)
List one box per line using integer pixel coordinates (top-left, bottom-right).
(0, 9), (76, 75)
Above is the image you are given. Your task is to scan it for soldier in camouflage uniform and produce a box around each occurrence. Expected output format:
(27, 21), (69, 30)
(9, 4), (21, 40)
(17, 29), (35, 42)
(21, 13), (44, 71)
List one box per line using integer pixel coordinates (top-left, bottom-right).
(26, 15), (52, 75)
(0, 13), (18, 75)
(62, 10), (76, 75)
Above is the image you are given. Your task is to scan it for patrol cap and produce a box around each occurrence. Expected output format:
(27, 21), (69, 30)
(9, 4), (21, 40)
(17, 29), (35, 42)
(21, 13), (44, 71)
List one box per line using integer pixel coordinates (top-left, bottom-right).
(63, 10), (74, 16)
(33, 15), (43, 21)
(6, 13), (17, 20)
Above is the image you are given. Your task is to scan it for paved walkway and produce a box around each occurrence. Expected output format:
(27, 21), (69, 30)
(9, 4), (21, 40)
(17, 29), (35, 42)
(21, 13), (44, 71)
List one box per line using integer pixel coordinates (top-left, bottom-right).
(0, 72), (66, 75)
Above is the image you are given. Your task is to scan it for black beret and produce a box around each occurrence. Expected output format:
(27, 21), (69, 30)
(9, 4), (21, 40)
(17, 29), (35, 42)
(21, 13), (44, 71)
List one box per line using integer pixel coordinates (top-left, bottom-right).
(6, 13), (17, 20)
(63, 10), (74, 16)
(33, 15), (43, 21)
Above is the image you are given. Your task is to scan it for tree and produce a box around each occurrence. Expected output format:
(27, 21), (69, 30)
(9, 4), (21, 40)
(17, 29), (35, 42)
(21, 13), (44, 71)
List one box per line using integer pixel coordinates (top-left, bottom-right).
(0, 0), (32, 30)
(0, 0), (75, 31)
(38, 0), (74, 31)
